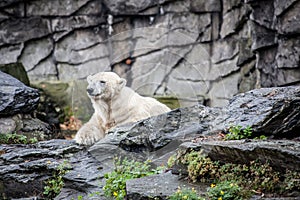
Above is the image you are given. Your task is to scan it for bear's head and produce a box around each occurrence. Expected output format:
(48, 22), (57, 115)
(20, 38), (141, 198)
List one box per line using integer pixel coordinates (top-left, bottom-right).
(86, 72), (127, 101)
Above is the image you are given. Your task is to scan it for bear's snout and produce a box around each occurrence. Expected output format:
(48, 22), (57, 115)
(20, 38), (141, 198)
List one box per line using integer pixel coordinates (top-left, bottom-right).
(87, 87), (94, 95)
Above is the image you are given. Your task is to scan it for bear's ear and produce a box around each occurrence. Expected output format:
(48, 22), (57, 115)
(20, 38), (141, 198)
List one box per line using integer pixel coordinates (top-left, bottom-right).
(87, 75), (92, 83)
(118, 78), (127, 89)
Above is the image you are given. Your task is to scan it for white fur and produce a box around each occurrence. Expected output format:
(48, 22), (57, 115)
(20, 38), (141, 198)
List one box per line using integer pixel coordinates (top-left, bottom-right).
(75, 72), (171, 145)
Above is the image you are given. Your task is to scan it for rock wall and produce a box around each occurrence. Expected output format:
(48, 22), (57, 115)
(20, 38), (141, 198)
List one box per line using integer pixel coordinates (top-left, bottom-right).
(0, 0), (299, 110)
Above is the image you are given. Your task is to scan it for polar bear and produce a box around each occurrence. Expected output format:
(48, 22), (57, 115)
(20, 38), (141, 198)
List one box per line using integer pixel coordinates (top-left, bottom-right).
(75, 72), (171, 145)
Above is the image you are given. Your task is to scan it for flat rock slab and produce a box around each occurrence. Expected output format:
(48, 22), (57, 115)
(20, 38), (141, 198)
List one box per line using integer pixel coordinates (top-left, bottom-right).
(126, 171), (208, 200)
(180, 139), (300, 172)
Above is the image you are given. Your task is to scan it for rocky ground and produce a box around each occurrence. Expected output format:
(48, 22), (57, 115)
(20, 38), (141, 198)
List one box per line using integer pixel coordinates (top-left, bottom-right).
(0, 71), (299, 199)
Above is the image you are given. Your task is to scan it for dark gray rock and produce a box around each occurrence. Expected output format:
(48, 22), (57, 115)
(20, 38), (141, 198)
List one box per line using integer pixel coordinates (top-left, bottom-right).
(20, 116), (53, 139)
(274, 0), (298, 16)
(0, 62), (30, 85)
(276, 37), (300, 69)
(179, 139), (300, 173)
(0, 139), (81, 198)
(54, 151), (107, 200)
(220, 6), (250, 38)
(237, 38), (255, 66)
(102, 86), (300, 151)
(190, 0), (221, 13)
(276, 1), (300, 35)
(250, 21), (276, 51)
(219, 86), (300, 139)
(1, 86), (300, 199)
(0, 114), (53, 140)
(0, 139), (108, 199)
(0, 0), (21, 8)
(249, 0), (275, 29)
(103, 0), (157, 15)
(26, 0), (90, 16)
(223, 0), (241, 14)
(0, 71), (39, 117)
(126, 171), (208, 200)
(102, 105), (221, 152)
(0, 18), (50, 45)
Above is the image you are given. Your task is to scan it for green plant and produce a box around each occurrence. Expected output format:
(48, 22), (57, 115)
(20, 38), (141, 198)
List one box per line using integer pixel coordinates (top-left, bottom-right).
(207, 181), (243, 200)
(254, 135), (267, 140)
(168, 187), (204, 200)
(225, 125), (252, 140)
(177, 150), (300, 198)
(29, 137), (39, 143)
(44, 160), (71, 199)
(103, 157), (164, 200)
(0, 133), (38, 144)
(181, 151), (219, 182)
(167, 154), (176, 168)
(71, 195), (83, 200)
(281, 169), (300, 193)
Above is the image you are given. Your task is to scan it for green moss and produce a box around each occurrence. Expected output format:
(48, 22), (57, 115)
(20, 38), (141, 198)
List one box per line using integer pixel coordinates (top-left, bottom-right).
(155, 96), (180, 109)
(0, 63), (30, 85)
(0, 133), (38, 144)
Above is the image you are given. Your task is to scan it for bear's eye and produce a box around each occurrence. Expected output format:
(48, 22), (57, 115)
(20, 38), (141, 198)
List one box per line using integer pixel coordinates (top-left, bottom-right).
(99, 80), (106, 84)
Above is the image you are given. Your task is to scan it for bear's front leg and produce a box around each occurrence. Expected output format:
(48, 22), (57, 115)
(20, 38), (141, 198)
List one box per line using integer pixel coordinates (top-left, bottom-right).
(75, 115), (105, 145)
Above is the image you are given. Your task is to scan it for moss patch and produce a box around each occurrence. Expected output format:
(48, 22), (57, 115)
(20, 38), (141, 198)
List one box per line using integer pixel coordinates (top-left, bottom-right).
(155, 96), (180, 109)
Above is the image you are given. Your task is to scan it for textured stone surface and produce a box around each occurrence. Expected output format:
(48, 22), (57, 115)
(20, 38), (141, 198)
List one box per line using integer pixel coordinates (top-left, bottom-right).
(126, 172), (207, 199)
(19, 37), (53, 72)
(276, 37), (300, 69)
(276, 0), (300, 35)
(26, 0), (91, 16)
(218, 86), (300, 139)
(220, 6), (250, 38)
(0, 18), (50, 45)
(179, 140), (300, 172)
(1, 86), (300, 199)
(0, 0), (299, 117)
(190, 0), (221, 13)
(103, 0), (156, 15)
(0, 140), (85, 199)
(0, 71), (39, 117)
(249, 0), (274, 29)
(0, 62), (30, 85)
(250, 21), (276, 51)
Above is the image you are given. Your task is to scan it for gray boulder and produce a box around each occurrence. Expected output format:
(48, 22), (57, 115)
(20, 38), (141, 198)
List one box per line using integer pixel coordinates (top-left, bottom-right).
(126, 172), (208, 200)
(1, 86), (300, 199)
(217, 86), (300, 139)
(0, 71), (39, 117)
(0, 140), (80, 198)
(178, 139), (300, 173)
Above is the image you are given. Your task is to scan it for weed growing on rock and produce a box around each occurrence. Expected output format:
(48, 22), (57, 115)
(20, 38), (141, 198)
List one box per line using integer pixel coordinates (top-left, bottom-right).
(281, 170), (300, 194)
(170, 151), (300, 199)
(207, 181), (243, 200)
(254, 135), (267, 140)
(0, 133), (38, 144)
(168, 187), (204, 200)
(103, 157), (165, 200)
(181, 151), (219, 182)
(225, 125), (252, 140)
(43, 160), (71, 199)
(167, 154), (176, 168)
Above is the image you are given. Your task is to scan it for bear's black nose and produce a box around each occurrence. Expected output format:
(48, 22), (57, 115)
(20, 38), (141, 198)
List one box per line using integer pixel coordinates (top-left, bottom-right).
(87, 87), (94, 95)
